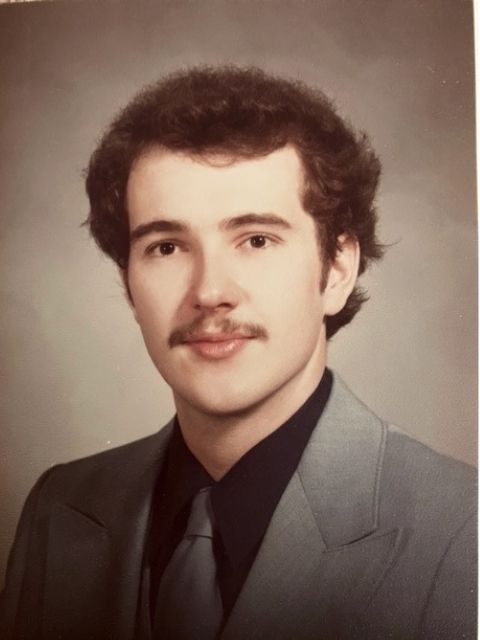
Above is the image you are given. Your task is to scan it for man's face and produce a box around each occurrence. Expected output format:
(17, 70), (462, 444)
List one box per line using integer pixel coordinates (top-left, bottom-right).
(126, 146), (345, 418)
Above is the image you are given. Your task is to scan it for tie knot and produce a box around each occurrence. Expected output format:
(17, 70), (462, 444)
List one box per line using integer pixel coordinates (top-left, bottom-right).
(185, 487), (215, 539)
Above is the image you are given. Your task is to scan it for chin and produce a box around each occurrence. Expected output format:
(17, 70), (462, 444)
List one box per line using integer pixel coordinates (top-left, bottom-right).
(176, 383), (270, 418)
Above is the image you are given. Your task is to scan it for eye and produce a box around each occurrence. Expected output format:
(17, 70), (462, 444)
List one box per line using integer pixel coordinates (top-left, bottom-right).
(146, 241), (178, 256)
(246, 235), (269, 249)
(158, 242), (176, 255)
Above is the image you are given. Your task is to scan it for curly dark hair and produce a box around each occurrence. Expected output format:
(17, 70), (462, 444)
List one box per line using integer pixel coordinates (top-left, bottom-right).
(85, 66), (383, 338)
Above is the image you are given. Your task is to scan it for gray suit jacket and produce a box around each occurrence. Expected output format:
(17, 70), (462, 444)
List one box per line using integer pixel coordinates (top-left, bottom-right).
(1, 375), (476, 639)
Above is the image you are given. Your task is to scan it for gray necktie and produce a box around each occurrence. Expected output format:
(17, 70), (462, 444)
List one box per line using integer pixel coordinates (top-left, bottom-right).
(153, 487), (223, 639)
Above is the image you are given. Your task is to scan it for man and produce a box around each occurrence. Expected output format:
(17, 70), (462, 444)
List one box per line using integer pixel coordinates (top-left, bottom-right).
(0, 66), (476, 639)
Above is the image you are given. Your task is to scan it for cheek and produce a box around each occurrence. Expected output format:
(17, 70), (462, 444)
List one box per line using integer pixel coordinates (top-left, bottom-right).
(251, 260), (324, 330)
(128, 259), (192, 312)
(262, 250), (322, 299)
(128, 277), (177, 334)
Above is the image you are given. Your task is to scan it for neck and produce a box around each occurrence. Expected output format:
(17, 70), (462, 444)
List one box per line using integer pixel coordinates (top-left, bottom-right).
(174, 360), (326, 481)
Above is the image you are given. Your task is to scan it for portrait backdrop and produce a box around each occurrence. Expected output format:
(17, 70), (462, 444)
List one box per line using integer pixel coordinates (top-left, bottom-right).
(0, 0), (476, 584)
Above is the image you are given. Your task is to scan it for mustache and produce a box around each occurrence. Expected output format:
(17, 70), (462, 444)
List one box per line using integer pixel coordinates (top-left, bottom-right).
(169, 317), (268, 347)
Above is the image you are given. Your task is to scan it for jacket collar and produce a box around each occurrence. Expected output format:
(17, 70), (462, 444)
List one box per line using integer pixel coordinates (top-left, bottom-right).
(69, 372), (383, 542)
(298, 373), (386, 548)
(65, 372), (385, 554)
(63, 422), (174, 532)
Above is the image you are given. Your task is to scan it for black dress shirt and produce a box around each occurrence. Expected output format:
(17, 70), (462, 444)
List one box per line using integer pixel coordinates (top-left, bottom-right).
(148, 368), (333, 621)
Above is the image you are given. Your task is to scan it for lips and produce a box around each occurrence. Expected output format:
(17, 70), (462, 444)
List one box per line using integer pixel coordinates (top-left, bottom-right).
(182, 333), (253, 360)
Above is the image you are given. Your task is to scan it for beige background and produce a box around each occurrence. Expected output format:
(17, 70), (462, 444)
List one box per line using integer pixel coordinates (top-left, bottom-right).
(0, 0), (476, 583)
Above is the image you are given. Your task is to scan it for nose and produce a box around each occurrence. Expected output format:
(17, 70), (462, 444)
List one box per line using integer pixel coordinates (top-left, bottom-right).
(189, 248), (241, 312)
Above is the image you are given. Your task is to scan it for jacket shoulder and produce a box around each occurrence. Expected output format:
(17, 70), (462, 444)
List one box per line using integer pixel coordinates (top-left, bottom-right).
(381, 424), (476, 523)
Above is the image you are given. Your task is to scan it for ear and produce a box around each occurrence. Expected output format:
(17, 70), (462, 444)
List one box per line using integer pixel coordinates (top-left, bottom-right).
(323, 234), (360, 317)
(119, 268), (139, 322)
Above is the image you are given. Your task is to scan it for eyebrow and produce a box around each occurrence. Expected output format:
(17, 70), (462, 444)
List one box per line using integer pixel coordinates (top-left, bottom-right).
(129, 212), (292, 244)
(220, 213), (292, 231)
(130, 219), (188, 243)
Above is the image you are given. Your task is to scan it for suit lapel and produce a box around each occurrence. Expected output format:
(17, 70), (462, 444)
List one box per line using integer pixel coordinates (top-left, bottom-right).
(221, 472), (325, 640)
(42, 423), (173, 640)
(222, 376), (402, 640)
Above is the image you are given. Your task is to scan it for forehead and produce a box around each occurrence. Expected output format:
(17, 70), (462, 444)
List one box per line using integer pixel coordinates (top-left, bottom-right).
(126, 145), (308, 228)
